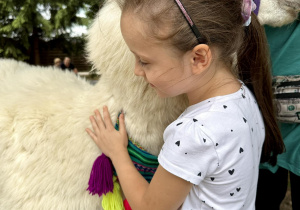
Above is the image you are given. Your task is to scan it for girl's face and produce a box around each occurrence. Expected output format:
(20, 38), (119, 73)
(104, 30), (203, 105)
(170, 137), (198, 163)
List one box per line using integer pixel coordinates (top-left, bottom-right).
(121, 12), (195, 98)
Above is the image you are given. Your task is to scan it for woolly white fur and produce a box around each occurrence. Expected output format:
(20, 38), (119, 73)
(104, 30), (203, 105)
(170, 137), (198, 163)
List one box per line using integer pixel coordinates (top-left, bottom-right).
(258, 0), (299, 27)
(0, 0), (298, 209)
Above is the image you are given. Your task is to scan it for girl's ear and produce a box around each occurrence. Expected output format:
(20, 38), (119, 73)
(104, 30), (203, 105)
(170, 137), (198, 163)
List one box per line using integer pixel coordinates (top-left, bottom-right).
(190, 44), (212, 75)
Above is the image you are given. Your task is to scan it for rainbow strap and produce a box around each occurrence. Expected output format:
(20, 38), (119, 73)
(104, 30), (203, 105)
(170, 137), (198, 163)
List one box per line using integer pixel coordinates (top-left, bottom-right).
(114, 115), (159, 182)
(102, 114), (159, 210)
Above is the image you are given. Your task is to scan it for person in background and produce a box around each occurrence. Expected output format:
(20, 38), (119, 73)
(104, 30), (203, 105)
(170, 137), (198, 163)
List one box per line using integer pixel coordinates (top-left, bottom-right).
(61, 57), (78, 74)
(256, 14), (300, 210)
(53, 58), (61, 68)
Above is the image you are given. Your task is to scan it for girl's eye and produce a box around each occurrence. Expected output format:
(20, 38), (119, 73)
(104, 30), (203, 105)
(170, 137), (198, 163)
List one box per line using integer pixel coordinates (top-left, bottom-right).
(138, 60), (148, 67)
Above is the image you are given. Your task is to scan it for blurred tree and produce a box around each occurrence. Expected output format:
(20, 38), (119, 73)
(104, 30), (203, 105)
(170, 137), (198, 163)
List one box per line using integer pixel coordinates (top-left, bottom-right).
(0, 0), (102, 64)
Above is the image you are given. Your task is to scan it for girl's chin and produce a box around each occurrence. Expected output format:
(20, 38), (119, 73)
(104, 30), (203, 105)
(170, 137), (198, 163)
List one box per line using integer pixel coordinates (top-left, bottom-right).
(154, 89), (172, 99)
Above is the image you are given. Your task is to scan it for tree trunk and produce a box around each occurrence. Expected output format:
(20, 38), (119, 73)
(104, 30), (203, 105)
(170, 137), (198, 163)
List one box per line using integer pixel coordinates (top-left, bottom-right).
(32, 27), (40, 65)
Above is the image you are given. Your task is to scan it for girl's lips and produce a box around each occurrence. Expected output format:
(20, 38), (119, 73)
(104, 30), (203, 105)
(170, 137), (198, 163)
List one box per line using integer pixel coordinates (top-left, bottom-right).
(144, 78), (155, 87)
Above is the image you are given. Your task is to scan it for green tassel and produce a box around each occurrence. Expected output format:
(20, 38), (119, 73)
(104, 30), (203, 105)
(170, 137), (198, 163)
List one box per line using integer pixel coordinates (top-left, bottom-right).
(102, 176), (124, 210)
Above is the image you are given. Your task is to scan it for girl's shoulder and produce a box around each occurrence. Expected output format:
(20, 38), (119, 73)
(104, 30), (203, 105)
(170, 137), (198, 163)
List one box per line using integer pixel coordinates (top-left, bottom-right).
(165, 85), (262, 141)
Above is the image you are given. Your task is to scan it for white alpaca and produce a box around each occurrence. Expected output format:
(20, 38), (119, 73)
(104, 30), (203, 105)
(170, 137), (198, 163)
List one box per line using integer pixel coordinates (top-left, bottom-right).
(0, 1), (187, 209)
(0, 0), (298, 209)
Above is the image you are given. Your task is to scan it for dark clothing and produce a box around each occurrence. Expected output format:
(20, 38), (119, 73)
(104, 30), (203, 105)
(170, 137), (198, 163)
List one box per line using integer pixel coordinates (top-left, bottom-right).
(256, 17), (300, 210)
(61, 63), (75, 71)
(256, 167), (300, 210)
(256, 167), (288, 210)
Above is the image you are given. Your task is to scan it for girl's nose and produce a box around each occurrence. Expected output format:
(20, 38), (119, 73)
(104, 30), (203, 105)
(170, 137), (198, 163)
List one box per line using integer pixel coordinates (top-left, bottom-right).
(134, 65), (145, 77)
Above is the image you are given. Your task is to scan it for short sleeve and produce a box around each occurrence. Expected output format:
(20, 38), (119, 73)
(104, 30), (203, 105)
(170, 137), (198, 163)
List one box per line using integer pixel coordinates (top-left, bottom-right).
(158, 118), (219, 185)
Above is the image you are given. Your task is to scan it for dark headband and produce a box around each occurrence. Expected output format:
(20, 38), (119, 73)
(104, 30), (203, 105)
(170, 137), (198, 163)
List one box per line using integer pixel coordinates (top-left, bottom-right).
(174, 0), (204, 44)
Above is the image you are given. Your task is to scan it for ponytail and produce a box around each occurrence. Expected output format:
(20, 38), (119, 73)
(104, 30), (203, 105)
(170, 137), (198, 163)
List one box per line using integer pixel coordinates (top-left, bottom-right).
(237, 14), (285, 166)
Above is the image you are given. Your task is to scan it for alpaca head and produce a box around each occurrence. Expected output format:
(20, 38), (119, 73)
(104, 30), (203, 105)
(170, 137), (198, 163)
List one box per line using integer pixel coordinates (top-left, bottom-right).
(86, 0), (161, 103)
(87, 0), (130, 77)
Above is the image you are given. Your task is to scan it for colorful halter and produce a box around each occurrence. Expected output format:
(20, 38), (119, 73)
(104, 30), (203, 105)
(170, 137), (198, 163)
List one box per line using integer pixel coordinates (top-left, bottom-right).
(114, 116), (159, 183)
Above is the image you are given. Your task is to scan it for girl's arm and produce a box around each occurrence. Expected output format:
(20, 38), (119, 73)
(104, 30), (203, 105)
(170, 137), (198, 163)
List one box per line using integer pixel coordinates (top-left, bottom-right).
(86, 106), (192, 210)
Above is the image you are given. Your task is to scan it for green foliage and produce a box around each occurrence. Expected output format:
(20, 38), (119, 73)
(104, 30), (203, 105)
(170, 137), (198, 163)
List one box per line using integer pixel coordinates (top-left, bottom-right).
(0, 0), (102, 62)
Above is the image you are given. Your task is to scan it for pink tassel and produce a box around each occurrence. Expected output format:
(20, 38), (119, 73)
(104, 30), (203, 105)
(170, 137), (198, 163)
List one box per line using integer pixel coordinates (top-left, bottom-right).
(87, 154), (114, 196)
(123, 199), (132, 210)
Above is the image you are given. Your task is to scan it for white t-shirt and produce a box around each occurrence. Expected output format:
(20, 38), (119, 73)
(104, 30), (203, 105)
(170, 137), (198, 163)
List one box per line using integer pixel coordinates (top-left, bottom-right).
(158, 84), (265, 210)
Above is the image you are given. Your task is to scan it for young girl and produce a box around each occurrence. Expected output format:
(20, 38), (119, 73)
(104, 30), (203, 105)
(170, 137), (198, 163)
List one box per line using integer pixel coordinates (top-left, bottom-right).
(86, 0), (284, 209)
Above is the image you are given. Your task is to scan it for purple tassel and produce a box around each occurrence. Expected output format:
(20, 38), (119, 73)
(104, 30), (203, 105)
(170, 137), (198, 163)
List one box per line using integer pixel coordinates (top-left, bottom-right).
(87, 154), (114, 196)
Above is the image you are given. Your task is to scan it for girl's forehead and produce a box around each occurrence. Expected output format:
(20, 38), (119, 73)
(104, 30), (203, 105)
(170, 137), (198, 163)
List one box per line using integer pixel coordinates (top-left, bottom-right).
(121, 13), (145, 32)
(121, 11), (171, 45)
(120, 13), (153, 53)
(120, 11), (182, 59)
(121, 13), (154, 45)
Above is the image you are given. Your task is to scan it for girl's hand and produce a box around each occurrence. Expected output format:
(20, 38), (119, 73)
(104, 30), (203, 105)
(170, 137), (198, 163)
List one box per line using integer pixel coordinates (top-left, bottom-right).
(86, 106), (128, 159)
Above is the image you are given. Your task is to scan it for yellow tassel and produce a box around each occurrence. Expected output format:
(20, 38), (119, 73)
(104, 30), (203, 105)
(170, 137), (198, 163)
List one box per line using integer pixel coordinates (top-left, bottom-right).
(102, 176), (124, 210)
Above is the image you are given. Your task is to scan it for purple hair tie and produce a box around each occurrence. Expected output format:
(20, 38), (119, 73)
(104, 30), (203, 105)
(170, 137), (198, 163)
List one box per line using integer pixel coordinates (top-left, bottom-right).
(253, 0), (260, 16)
(242, 0), (257, 26)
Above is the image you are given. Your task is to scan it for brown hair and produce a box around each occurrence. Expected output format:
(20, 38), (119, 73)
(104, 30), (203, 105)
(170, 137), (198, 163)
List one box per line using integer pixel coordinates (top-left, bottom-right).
(117, 0), (284, 165)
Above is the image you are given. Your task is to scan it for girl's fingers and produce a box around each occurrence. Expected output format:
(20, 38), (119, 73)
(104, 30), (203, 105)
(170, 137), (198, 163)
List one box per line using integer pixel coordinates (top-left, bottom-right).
(94, 109), (105, 129)
(103, 106), (113, 129)
(90, 116), (101, 136)
(119, 112), (126, 134)
(86, 128), (98, 142)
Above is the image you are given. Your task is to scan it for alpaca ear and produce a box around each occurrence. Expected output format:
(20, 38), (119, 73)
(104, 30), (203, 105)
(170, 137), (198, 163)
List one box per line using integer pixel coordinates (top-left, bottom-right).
(190, 44), (212, 75)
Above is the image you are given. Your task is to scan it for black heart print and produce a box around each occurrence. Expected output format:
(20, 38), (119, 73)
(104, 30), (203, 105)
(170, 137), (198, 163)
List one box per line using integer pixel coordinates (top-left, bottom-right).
(228, 169), (235, 175)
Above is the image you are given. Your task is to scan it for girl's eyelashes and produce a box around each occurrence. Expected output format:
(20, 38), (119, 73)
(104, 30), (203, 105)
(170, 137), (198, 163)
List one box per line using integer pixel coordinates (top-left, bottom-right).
(138, 59), (148, 67)
(133, 54), (149, 67)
